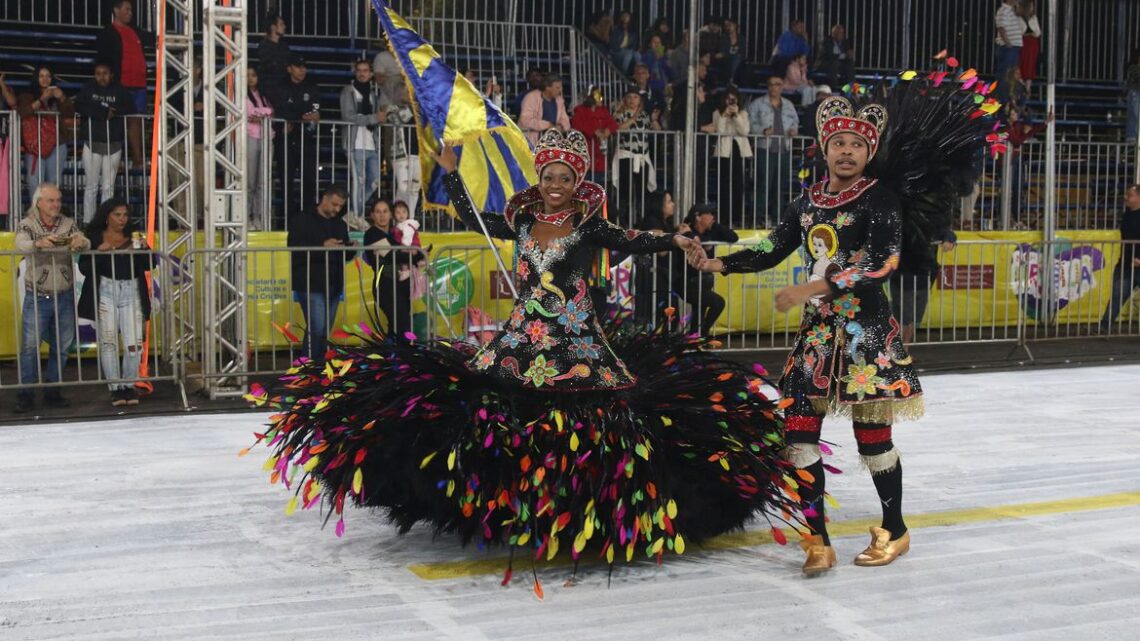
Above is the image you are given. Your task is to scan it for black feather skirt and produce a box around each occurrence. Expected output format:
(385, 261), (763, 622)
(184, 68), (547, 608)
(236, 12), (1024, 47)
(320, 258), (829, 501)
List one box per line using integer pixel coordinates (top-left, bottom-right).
(246, 328), (802, 568)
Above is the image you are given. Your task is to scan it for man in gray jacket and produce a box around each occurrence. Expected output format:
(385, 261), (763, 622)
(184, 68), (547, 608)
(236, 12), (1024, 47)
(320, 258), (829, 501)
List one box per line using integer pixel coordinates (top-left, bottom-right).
(15, 183), (91, 412)
(340, 59), (388, 218)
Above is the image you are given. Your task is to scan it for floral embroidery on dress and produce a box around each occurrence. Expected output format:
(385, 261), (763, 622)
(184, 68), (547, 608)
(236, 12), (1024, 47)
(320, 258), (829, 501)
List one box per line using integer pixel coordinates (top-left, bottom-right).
(557, 299), (589, 335)
(841, 360), (884, 400)
(501, 331), (527, 349)
(800, 213), (814, 229)
(524, 319), (550, 344)
(508, 306), (526, 329)
(533, 334), (558, 351)
(874, 351), (892, 368)
(523, 354), (559, 388)
(831, 294), (861, 319)
(834, 211), (854, 228)
(474, 350), (497, 371)
(597, 366), (620, 388)
(516, 258), (531, 279)
(569, 336), (602, 360)
(805, 323), (833, 347)
(830, 267), (864, 290)
(751, 237), (775, 254)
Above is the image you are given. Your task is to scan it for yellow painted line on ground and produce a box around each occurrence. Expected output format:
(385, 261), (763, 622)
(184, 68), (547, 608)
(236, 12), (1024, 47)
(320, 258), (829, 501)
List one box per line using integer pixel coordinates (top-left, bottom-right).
(407, 491), (1140, 581)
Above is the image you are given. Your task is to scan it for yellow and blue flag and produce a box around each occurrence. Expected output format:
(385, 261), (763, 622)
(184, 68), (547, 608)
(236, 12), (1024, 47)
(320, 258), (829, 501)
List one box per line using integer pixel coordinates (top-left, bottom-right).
(372, 0), (536, 214)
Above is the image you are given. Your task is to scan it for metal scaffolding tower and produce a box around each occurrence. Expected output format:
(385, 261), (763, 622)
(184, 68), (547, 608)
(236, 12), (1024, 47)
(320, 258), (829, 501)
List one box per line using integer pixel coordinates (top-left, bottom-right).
(158, 0), (198, 391)
(201, 0), (250, 398)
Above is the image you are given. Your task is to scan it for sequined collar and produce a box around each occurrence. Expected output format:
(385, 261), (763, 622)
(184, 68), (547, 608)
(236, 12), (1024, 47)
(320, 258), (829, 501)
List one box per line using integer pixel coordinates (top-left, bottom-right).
(808, 177), (878, 209)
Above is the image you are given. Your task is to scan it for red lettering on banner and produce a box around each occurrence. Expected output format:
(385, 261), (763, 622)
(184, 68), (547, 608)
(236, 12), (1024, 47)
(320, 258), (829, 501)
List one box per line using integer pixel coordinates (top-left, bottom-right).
(939, 265), (994, 290)
(490, 271), (515, 299)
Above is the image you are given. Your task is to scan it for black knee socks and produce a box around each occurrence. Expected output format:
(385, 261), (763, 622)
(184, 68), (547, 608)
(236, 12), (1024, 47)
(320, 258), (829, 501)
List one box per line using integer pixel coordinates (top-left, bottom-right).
(871, 461), (907, 539)
(799, 459), (830, 545)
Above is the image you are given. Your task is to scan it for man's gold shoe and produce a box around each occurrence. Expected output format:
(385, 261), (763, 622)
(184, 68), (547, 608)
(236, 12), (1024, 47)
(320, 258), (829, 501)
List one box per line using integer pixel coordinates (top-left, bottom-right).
(853, 526), (910, 567)
(800, 535), (837, 576)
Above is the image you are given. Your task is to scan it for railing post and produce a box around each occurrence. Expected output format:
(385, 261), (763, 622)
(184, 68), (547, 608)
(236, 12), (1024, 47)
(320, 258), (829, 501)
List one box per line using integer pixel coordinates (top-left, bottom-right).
(1000, 149), (1013, 230)
(901, 0), (913, 70)
(1042, 0), (1059, 324)
(679, 0), (700, 217)
(569, 29), (579, 109)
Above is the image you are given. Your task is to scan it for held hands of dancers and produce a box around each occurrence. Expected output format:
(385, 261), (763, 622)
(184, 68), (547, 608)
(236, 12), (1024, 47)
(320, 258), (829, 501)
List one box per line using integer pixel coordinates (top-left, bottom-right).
(685, 238), (724, 273)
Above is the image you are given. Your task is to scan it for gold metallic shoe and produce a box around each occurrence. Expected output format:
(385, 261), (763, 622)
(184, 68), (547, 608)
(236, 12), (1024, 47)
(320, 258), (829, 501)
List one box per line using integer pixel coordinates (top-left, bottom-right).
(853, 526), (910, 567)
(800, 535), (837, 576)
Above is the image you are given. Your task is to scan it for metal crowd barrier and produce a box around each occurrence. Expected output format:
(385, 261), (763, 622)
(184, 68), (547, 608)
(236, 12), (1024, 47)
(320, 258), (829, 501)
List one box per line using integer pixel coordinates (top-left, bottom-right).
(0, 248), (175, 401)
(2, 240), (1136, 397)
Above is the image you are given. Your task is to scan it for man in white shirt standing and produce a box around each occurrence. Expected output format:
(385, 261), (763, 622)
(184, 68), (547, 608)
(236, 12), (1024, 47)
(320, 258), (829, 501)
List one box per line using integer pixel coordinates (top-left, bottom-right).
(994, 0), (1026, 102)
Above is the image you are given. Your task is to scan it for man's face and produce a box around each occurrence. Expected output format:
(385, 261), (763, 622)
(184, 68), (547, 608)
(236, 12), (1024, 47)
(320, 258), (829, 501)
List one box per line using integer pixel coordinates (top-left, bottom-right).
(288, 64), (307, 83)
(114, 1), (133, 24)
(1125, 188), (1140, 211)
(95, 65), (112, 87)
(527, 70), (543, 88)
(273, 17), (286, 36)
(826, 132), (870, 180)
(793, 21), (806, 37)
(543, 81), (562, 99)
(319, 194), (346, 217)
(697, 63), (708, 81)
(696, 211), (715, 233)
(768, 77), (784, 95)
(633, 66), (649, 85)
(833, 25), (846, 40)
(354, 63), (372, 83)
(37, 187), (62, 219)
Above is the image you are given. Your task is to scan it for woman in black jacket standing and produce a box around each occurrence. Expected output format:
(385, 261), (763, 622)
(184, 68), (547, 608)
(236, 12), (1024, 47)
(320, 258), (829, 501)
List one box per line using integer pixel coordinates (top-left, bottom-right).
(78, 198), (152, 406)
(362, 198), (413, 337)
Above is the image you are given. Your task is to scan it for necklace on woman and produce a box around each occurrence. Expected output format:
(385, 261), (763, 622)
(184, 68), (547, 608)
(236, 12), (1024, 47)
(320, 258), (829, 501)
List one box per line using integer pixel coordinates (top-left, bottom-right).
(534, 208), (576, 227)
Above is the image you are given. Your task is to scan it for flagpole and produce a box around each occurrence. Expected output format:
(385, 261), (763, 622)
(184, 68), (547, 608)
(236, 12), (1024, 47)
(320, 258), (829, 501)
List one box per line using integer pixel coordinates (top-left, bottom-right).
(450, 167), (519, 299)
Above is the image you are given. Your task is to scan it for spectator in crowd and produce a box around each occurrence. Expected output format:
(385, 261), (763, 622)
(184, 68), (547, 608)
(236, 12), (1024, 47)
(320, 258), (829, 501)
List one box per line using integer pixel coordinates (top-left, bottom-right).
(362, 198), (412, 338)
(679, 202), (735, 336)
(1100, 183), (1140, 330)
(748, 75), (800, 227)
(519, 74), (570, 145)
(1018, 1), (1041, 92)
(256, 12), (291, 94)
(78, 198), (152, 406)
(772, 19), (811, 76)
(631, 63), (665, 115)
(712, 88), (752, 226)
(889, 203), (956, 344)
(816, 23), (855, 88)
(633, 190), (682, 327)
(612, 87), (661, 225)
(0, 73), (16, 229)
(387, 90), (421, 214)
(269, 55), (321, 212)
(717, 19), (743, 85)
(246, 67), (274, 231)
(585, 11), (614, 56)
(371, 50), (405, 108)
(668, 30), (691, 82)
(1005, 66), (1030, 114)
(1125, 48), (1140, 143)
(340, 59), (387, 218)
(697, 17), (725, 59)
(510, 66), (545, 117)
(75, 62), (136, 224)
(783, 53), (818, 104)
(668, 61), (712, 131)
(95, 0), (154, 166)
(392, 200), (429, 336)
(569, 85), (619, 186)
(799, 84), (832, 141)
(643, 17), (673, 50)
(609, 11), (641, 74)
(287, 183), (353, 361)
(994, 0), (1026, 103)
(14, 183), (89, 413)
(460, 67), (504, 110)
(1006, 107), (1053, 225)
(16, 65), (74, 202)
(642, 35), (674, 94)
